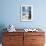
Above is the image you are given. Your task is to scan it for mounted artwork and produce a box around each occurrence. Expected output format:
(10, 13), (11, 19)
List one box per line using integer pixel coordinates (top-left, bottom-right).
(21, 5), (33, 21)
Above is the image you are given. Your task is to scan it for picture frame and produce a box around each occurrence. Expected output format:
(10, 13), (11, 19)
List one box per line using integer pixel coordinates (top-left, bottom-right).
(21, 5), (33, 21)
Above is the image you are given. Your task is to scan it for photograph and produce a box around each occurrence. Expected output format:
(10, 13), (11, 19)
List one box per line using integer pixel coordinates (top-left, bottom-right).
(0, 0), (45, 46)
(21, 5), (33, 21)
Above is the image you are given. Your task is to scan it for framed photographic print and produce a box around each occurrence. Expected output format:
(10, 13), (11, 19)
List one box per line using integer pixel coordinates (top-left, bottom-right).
(21, 5), (33, 21)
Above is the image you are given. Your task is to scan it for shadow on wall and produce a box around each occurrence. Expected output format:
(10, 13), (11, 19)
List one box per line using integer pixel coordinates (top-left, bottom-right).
(0, 24), (7, 43)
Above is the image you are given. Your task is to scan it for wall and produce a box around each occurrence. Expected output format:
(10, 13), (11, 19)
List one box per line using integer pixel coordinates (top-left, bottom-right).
(0, 0), (46, 43)
(0, 0), (46, 30)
